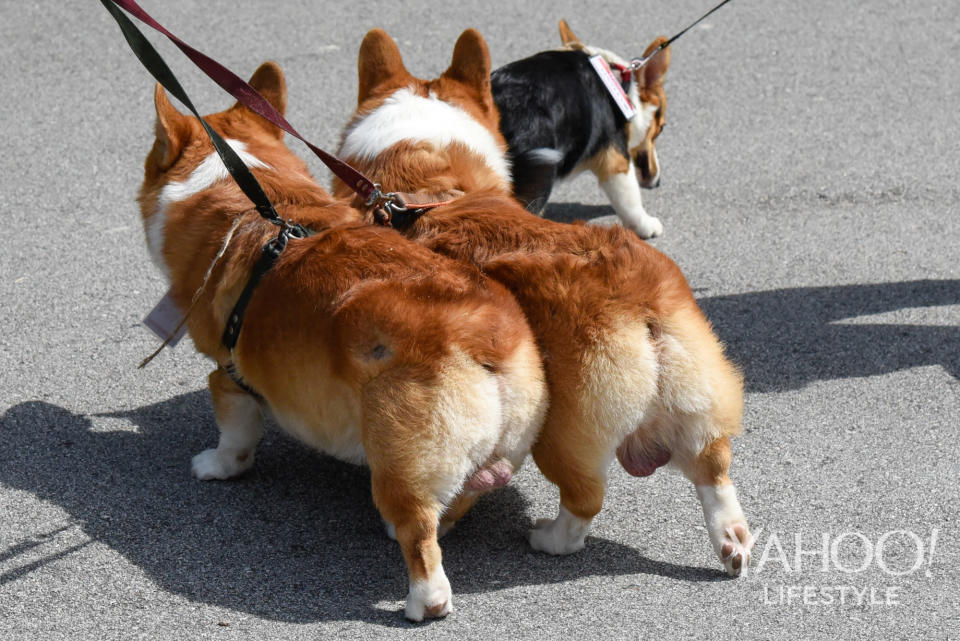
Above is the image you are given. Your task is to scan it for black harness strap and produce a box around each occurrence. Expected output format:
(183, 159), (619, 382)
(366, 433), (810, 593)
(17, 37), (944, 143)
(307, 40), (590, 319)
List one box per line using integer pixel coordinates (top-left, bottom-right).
(221, 229), (304, 350)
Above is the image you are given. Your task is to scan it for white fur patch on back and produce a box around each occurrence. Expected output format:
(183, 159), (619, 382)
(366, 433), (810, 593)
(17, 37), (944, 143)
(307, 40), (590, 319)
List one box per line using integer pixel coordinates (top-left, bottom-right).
(146, 139), (271, 277)
(340, 88), (511, 186)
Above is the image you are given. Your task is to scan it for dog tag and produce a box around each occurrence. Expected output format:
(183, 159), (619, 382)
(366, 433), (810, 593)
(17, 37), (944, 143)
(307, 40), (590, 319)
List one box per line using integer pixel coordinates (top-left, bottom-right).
(143, 290), (187, 347)
(588, 55), (637, 120)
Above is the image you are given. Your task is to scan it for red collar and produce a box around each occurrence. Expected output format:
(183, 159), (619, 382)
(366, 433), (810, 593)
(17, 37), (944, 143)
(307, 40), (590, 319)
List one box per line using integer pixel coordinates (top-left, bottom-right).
(608, 61), (634, 86)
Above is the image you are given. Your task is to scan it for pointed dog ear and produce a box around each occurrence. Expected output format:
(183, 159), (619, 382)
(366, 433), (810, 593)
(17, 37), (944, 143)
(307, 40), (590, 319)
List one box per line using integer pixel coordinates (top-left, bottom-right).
(357, 29), (412, 105)
(231, 61), (287, 139)
(637, 37), (671, 89)
(153, 83), (190, 170)
(558, 19), (583, 48)
(441, 29), (491, 94)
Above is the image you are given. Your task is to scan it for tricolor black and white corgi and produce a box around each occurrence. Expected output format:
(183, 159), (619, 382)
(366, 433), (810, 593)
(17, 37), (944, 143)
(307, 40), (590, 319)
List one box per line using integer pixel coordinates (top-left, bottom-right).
(492, 20), (671, 238)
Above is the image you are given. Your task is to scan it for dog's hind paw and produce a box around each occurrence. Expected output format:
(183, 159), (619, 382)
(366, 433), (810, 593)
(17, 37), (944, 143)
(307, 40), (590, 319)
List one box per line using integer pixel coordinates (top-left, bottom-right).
(528, 505), (591, 555)
(191, 448), (253, 480)
(405, 570), (453, 622)
(718, 522), (754, 577)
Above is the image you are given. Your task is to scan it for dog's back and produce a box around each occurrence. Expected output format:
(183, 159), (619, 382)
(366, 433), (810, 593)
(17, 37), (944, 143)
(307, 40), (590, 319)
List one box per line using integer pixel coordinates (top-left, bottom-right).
(493, 49), (630, 210)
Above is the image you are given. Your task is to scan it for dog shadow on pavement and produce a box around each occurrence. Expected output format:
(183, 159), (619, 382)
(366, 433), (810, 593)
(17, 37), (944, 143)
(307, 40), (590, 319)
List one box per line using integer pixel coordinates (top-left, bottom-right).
(699, 279), (960, 392)
(2, 278), (956, 624)
(0, 396), (720, 627)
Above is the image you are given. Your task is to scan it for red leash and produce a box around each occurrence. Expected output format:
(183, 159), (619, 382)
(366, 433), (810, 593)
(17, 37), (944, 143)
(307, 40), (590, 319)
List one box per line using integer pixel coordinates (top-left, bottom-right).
(107, 0), (392, 209)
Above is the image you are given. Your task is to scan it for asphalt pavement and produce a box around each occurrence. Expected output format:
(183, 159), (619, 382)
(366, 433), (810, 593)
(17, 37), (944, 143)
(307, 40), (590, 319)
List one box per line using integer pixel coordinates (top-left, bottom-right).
(1, 1), (958, 639)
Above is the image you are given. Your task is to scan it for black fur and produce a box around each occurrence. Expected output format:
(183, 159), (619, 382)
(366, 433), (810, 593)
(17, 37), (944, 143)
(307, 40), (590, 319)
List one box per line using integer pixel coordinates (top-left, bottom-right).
(492, 49), (630, 213)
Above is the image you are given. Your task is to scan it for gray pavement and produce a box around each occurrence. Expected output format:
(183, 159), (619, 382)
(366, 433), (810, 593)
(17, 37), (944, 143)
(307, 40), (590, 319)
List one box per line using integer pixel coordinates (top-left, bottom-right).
(1, 1), (958, 639)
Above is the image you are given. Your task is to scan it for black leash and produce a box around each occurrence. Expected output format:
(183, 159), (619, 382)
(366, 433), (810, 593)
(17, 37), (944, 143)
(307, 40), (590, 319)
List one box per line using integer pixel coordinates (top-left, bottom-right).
(629, 0), (735, 70)
(100, 0), (308, 352)
(104, 0), (407, 215)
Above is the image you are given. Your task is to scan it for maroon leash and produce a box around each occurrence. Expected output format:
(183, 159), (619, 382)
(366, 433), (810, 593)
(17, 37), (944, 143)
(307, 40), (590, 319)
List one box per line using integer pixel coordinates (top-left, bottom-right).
(106, 0), (401, 211)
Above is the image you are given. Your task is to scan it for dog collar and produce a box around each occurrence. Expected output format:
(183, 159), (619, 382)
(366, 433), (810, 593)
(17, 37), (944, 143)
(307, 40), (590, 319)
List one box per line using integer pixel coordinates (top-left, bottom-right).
(588, 55), (636, 120)
(608, 61), (634, 88)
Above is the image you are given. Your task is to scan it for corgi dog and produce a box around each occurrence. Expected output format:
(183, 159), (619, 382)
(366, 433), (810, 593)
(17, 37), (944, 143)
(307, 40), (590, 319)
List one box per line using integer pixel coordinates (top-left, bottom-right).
(491, 20), (670, 238)
(138, 61), (547, 621)
(333, 29), (753, 576)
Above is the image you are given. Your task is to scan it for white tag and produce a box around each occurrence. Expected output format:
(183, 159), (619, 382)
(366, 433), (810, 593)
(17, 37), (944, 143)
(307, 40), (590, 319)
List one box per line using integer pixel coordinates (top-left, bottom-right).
(143, 290), (187, 348)
(588, 55), (636, 120)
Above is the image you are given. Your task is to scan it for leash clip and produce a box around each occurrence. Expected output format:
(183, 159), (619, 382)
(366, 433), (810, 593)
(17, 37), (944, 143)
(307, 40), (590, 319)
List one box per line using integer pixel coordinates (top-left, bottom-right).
(367, 183), (409, 227)
(373, 196), (410, 227)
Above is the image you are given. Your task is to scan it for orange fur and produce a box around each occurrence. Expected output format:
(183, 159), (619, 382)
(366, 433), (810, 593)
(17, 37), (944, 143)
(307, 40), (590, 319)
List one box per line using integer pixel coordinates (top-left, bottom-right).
(334, 30), (752, 573)
(138, 62), (547, 619)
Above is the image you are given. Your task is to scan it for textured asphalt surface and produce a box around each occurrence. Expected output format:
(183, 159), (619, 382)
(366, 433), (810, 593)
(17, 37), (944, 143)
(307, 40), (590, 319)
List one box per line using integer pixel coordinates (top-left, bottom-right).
(1, 1), (958, 639)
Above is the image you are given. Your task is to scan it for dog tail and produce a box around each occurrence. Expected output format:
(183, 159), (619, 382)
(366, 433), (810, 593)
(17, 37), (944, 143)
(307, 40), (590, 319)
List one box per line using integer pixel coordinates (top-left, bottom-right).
(511, 147), (562, 215)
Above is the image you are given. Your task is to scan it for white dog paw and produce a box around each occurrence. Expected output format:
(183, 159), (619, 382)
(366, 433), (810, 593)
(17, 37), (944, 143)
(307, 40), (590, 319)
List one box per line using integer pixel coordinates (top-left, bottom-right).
(717, 521), (754, 577)
(405, 570), (453, 622)
(528, 506), (590, 555)
(191, 448), (252, 480)
(697, 484), (753, 576)
(631, 216), (664, 239)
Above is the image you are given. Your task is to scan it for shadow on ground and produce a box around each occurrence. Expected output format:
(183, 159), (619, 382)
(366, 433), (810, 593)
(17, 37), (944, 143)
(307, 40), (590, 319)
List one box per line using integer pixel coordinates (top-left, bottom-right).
(2, 279), (956, 623)
(0, 395), (720, 627)
(546, 202), (957, 393)
(700, 280), (959, 392)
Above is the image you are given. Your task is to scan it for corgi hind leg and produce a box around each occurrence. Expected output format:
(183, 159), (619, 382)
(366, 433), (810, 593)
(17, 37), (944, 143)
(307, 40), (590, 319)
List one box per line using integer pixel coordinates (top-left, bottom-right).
(528, 410), (609, 555)
(361, 361), (506, 621)
(192, 367), (264, 480)
(371, 473), (452, 622)
(655, 313), (753, 575)
(681, 436), (753, 576)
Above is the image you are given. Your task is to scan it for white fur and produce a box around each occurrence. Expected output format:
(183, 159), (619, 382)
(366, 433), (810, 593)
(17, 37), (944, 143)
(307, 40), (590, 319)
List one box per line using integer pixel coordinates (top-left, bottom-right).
(525, 147), (564, 165)
(422, 354), (505, 507)
(529, 504), (593, 555)
(696, 483), (753, 576)
(405, 567), (453, 621)
(147, 139), (271, 278)
(598, 163), (663, 238)
(339, 88), (511, 187)
(629, 102), (659, 150)
(192, 388), (264, 480)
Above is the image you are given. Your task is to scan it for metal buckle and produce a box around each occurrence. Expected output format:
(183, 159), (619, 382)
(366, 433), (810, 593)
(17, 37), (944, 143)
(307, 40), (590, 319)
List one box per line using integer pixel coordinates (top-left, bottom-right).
(367, 184), (409, 226)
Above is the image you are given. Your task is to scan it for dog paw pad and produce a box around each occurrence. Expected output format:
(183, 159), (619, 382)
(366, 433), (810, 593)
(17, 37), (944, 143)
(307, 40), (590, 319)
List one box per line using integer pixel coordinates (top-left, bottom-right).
(719, 522), (753, 576)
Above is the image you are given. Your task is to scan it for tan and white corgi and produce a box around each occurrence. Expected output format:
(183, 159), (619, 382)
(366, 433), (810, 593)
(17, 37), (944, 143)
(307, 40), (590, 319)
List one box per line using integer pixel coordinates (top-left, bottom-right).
(332, 29), (753, 576)
(138, 61), (547, 620)
(491, 20), (670, 237)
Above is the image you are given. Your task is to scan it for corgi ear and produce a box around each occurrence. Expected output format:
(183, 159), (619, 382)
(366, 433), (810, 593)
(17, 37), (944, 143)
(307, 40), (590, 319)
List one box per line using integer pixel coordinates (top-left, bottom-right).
(357, 29), (411, 105)
(232, 61), (287, 139)
(558, 19), (582, 48)
(638, 37), (671, 89)
(153, 83), (189, 170)
(441, 29), (491, 94)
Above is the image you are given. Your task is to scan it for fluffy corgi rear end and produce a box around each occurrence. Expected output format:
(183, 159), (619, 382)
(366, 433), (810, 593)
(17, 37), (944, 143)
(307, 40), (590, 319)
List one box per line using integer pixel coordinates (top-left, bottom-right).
(333, 30), (753, 575)
(138, 62), (547, 620)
